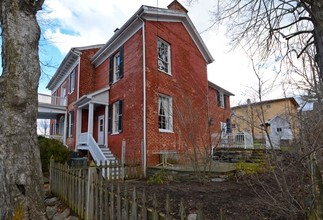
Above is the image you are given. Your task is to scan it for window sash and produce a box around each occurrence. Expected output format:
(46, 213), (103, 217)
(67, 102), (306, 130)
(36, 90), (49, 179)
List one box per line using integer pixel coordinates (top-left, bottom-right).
(217, 91), (225, 108)
(112, 100), (123, 134)
(157, 39), (170, 74)
(114, 52), (121, 81)
(69, 69), (75, 93)
(69, 111), (74, 137)
(158, 95), (172, 131)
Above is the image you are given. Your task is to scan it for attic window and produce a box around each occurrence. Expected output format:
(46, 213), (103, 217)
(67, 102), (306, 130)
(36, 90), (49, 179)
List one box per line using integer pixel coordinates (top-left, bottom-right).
(157, 38), (171, 74)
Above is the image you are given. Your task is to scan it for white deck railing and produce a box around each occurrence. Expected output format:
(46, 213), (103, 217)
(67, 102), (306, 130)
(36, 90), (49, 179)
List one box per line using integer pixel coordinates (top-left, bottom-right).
(38, 93), (66, 106)
(46, 135), (64, 143)
(212, 132), (254, 149)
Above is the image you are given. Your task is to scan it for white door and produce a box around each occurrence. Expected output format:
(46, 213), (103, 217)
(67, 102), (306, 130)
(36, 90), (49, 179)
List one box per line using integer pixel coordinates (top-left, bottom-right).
(98, 115), (104, 145)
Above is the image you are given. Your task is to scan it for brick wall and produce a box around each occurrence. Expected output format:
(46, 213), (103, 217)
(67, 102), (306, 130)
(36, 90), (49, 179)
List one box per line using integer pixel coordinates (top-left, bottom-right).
(208, 86), (232, 134)
(96, 30), (144, 163)
(144, 21), (209, 165)
(79, 48), (101, 97)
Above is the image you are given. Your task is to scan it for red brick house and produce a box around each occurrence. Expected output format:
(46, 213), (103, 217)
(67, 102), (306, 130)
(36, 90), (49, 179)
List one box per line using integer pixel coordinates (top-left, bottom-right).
(47, 1), (233, 169)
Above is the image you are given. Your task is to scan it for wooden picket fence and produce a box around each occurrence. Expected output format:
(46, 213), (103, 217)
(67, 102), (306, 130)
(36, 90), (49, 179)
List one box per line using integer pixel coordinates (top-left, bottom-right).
(49, 159), (205, 220)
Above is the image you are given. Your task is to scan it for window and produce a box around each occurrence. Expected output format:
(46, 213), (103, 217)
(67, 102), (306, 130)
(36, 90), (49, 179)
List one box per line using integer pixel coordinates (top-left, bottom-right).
(68, 111), (74, 137)
(108, 100), (123, 134)
(68, 69), (75, 94)
(157, 38), (171, 74)
(277, 128), (282, 132)
(266, 104), (271, 109)
(217, 91), (226, 108)
(220, 122), (227, 138)
(109, 46), (124, 84)
(158, 94), (173, 131)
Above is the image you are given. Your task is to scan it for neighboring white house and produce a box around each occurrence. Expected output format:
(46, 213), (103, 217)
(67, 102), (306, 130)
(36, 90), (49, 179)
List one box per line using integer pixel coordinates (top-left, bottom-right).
(266, 115), (293, 148)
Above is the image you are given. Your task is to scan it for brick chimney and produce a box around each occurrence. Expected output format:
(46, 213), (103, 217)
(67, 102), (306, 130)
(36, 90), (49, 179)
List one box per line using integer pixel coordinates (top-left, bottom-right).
(167, 0), (188, 13)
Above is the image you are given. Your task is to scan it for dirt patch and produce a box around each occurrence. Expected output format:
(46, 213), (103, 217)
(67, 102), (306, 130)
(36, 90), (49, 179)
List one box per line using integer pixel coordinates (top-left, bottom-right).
(119, 173), (304, 220)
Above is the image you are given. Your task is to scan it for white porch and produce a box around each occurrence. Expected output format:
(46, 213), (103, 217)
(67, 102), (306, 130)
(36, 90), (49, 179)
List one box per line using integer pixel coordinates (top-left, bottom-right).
(75, 88), (115, 164)
(38, 93), (68, 144)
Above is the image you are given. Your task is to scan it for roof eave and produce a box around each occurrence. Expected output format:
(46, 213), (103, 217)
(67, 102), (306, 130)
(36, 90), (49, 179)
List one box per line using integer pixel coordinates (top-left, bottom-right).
(46, 49), (80, 90)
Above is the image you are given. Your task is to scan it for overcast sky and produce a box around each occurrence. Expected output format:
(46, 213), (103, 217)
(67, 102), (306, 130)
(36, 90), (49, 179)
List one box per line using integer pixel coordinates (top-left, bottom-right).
(39, 0), (291, 106)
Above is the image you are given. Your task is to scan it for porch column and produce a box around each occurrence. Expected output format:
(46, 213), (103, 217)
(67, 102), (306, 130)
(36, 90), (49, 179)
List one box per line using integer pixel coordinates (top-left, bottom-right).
(76, 108), (82, 149)
(105, 105), (109, 147)
(63, 112), (67, 145)
(88, 103), (94, 136)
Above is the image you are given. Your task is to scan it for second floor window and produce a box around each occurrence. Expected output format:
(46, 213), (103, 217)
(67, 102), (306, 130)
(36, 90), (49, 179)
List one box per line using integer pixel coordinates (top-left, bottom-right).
(158, 94), (173, 132)
(217, 91), (226, 108)
(157, 38), (171, 74)
(68, 69), (75, 94)
(109, 46), (124, 84)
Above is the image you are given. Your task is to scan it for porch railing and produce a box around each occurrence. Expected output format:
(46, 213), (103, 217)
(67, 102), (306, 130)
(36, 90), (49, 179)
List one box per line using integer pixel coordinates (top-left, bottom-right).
(45, 135), (64, 143)
(38, 93), (66, 106)
(212, 132), (254, 149)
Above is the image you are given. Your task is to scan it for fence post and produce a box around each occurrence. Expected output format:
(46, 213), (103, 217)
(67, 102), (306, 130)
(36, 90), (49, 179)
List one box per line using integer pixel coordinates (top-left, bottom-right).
(122, 139), (126, 181)
(86, 161), (96, 220)
(49, 156), (54, 194)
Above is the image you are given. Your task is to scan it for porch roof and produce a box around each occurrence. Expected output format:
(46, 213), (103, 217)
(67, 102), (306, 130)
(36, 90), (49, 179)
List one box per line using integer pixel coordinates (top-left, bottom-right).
(37, 103), (66, 119)
(75, 87), (109, 108)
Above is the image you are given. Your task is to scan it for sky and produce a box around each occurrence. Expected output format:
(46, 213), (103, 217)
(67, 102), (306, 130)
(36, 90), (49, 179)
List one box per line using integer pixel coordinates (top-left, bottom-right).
(38, 0), (292, 106)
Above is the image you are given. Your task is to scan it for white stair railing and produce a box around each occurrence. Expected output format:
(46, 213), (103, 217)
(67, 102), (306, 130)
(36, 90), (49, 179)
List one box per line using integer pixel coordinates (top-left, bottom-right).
(88, 134), (106, 165)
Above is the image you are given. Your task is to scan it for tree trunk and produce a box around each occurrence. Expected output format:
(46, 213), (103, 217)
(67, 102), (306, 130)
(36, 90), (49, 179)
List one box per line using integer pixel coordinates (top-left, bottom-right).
(0, 0), (45, 219)
(312, 0), (323, 84)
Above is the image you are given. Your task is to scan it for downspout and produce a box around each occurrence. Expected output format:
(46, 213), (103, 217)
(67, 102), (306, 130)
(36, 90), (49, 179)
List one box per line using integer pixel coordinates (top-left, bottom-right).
(138, 14), (147, 177)
(70, 49), (81, 149)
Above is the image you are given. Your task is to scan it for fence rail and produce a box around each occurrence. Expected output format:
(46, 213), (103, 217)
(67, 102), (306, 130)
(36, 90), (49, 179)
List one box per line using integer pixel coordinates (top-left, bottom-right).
(49, 159), (205, 220)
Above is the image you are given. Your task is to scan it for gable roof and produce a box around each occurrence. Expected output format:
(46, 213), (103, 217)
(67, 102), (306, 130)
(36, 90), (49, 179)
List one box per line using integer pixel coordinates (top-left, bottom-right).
(91, 4), (214, 66)
(47, 44), (103, 91)
(231, 97), (299, 109)
(208, 81), (234, 96)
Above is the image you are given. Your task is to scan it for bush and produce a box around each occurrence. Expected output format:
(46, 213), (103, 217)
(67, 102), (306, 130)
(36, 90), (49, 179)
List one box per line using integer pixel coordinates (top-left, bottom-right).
(148, 169), (168, 185)
(38, 136), (71, 173)
(235, 161), (266, 175)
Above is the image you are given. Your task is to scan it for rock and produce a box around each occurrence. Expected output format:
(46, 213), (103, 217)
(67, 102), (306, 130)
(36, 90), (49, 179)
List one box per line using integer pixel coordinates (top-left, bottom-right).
(61, 208), (71, 218)
(187, 213), (197, 220)
(52, 213), (64, 220)
(211, 177), (226, 182)
(45, 197), (58, 206)
(65, 216), (79, 220)
(46, 206), (57, 219)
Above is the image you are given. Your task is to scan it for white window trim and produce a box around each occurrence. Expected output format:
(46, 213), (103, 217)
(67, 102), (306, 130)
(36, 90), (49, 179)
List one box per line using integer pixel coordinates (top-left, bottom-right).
(68, 112), (74, 137)
(68, 69), (75, 94)
(157, 38), (171, 75)
(112, 102), (120, 134)
(219, 92), (225, 108)
(158, 94), (173, 132)
(113, 52), (121, 83)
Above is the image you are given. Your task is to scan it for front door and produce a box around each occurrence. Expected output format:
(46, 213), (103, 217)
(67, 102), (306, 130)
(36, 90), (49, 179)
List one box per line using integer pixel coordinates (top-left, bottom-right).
(98, 115), (104, 145)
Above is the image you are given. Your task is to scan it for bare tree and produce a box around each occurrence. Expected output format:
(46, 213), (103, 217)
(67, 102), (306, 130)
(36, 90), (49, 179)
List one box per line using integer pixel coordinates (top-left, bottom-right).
(38, 119), (50, 136)
(0, 0), (45, 219)
(207, 0), (323, 84)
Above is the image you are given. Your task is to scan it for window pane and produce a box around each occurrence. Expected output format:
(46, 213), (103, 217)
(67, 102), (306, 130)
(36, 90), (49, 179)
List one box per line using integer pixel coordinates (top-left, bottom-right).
(157, 39), (169, 73)
(158, 95), (172, 131)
